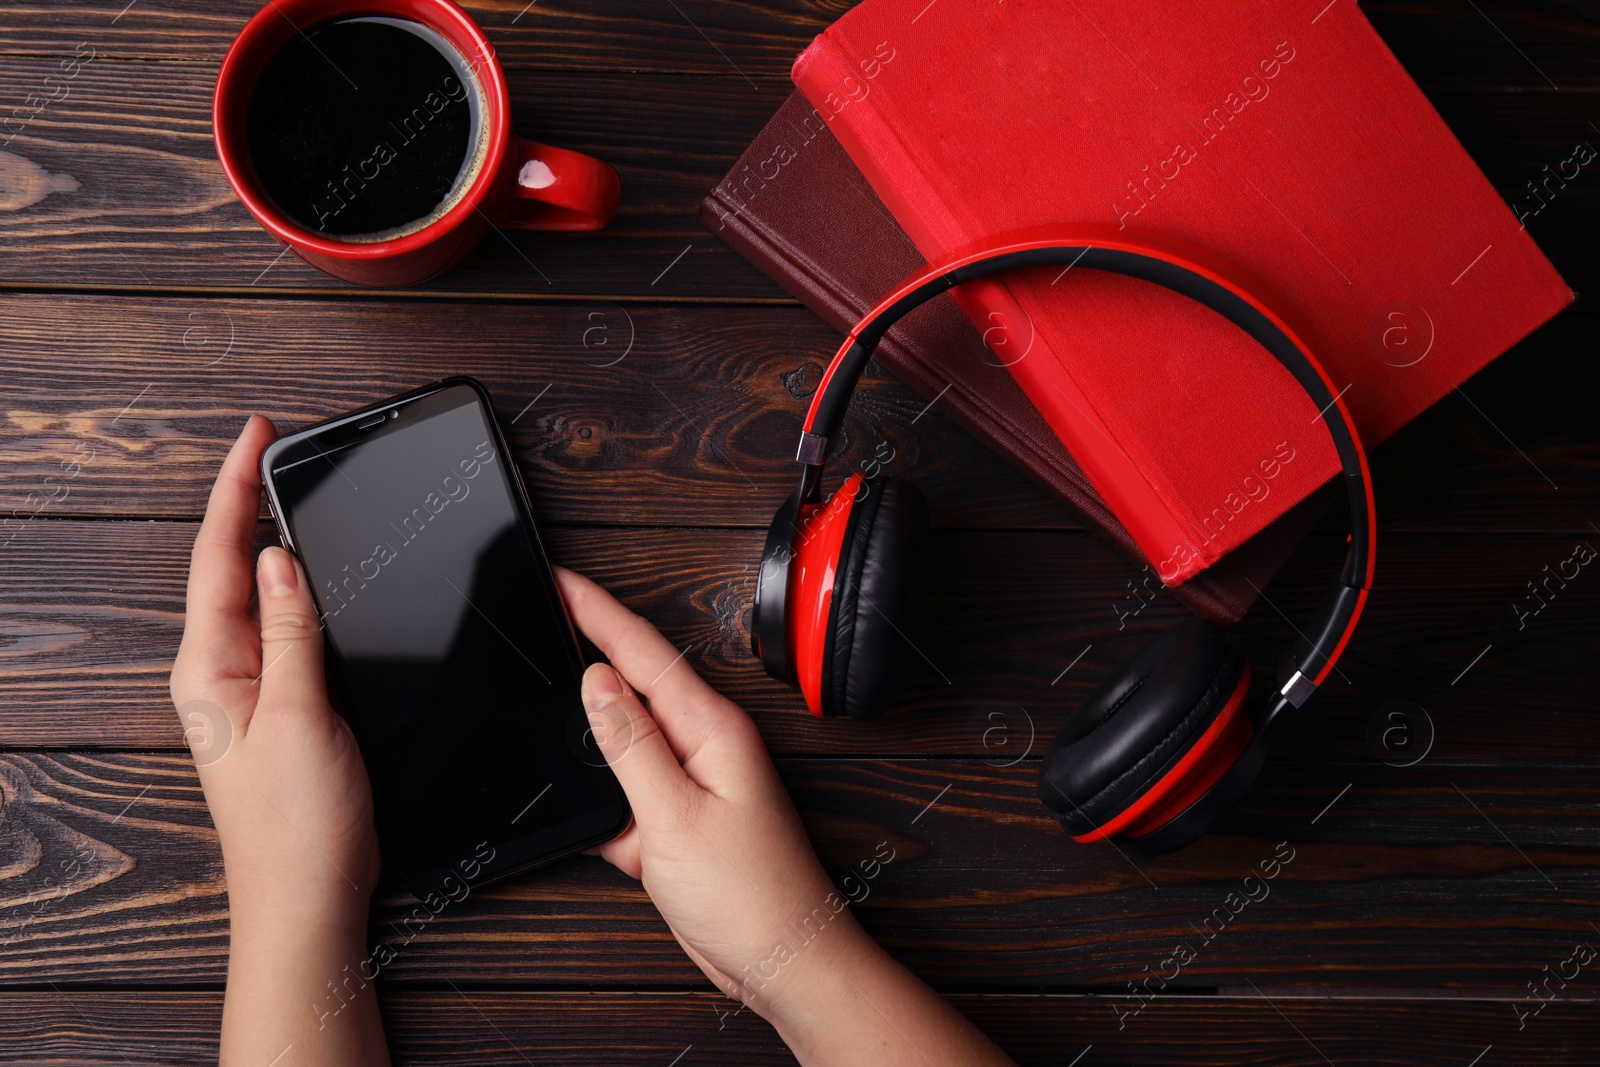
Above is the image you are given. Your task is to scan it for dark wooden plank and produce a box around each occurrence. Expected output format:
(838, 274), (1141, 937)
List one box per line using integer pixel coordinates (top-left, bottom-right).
(0, 295), (1592, 531)
(0, 521), (1594, 757)
(0, 751), (1595, 988)
(0, 0), (1594, 89)
(1361, 0), (1600, 91)
(0, 296), (1068, 527)
(0, 64), (790, 297)
(0, 0), (833, 73)
(0, 55), (1595, 297)
(2, 991), (1596, 1066)
(1354, 309), (1599, 534)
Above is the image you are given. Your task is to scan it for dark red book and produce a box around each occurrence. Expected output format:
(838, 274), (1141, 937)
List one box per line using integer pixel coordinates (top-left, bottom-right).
(701, 92), (1325, 625)
(793, 0), (1571, 585)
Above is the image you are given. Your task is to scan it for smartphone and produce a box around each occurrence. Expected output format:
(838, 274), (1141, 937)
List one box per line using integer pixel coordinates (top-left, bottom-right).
(260, 377), (629, 897)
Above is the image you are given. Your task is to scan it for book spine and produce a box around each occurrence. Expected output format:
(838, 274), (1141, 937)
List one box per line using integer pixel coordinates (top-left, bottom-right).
(791, 41), (944, 242)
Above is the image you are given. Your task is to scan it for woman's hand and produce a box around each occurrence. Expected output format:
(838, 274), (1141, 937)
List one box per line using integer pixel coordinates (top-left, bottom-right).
(559, 567), (1015, 1067)
(171, 415), (388, 1066)
(171, 415), (378, 912)
(558, 566), (872, 1002)
(167, 414), (1005, 1066)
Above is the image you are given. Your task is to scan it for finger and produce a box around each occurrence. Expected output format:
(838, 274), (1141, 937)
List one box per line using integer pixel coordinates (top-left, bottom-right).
(581, 662), (694, 827)
(254, 546), (331, 716)
(556, 567), (719, 708)
(558, 567), (758, 778)
(185, 415), (276, 639)
(589, 821), (642, 879)
(559, 566), (765, 785)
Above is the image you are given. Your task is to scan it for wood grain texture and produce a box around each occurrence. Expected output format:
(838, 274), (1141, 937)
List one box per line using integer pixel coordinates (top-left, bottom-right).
(0, 296), (1591, 531)
(0, 0), (1596, 1056)
(0, 64), (789, 297)
(0, 61), (1594, 297)
(0, 521), (1594, 757)
(0, 296), (1065, 527)
(0, 0), (1594, 89)
(0, 752), (1595, 989)
(1, 991), (1596, 1066)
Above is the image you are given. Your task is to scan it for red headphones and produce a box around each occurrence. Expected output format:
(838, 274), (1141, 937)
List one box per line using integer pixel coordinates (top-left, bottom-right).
(751, 225), (1375, 853)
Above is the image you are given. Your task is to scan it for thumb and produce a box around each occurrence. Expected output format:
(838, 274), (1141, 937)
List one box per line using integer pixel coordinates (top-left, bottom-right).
(582, 662), (693, 821)
(255, 546), (329, 710)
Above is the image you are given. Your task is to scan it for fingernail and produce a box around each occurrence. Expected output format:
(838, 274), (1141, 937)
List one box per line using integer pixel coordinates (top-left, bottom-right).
(258, 547), (298, 597)
(583, 662), (623, 713)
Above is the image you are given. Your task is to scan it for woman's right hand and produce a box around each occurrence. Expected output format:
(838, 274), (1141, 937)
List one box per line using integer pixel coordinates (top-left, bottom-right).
(557, 566), (1015, 1067)
(557, 566), (875, 1007)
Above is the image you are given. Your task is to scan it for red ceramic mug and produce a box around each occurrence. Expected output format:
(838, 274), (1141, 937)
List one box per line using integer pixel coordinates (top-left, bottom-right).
(213, 0), (620, 287)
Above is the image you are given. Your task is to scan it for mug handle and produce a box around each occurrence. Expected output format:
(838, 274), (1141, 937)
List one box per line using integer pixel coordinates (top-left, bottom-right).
(494, 135), (620, 231)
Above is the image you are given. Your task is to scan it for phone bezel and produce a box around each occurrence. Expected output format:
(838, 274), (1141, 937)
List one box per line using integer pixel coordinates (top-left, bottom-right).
(259, 376), (631, 898)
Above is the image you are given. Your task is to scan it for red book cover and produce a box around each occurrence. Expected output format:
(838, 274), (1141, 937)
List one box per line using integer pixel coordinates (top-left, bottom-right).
(792, 0), (1572, 585)
(699, 91), (1327, 626)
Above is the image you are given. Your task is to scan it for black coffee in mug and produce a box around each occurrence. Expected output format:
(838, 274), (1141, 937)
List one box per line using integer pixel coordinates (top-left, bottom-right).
(246, 17), (488, 240)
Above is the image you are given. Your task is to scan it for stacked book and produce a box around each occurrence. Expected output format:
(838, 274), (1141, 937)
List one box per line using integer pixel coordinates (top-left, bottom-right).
(703, 0), (1569, 621)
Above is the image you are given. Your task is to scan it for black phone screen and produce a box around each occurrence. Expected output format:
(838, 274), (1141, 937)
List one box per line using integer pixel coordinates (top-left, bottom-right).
(262, 380), (627, 892)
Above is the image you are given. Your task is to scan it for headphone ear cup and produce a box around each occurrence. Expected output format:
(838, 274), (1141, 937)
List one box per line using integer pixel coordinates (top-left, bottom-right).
(822, 477), (930, 720)
(1040, 618), (1245, 837)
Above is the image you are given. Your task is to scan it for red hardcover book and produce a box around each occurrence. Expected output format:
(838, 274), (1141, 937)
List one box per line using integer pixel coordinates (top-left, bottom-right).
(792, 0), (1572, 586)
(700, 92), (1326, 626)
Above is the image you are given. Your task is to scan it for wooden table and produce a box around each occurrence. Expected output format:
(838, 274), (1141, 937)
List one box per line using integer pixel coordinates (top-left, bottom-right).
(1, 2), (1595, 1063)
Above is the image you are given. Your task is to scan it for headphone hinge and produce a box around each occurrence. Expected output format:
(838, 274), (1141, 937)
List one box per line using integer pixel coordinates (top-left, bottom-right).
(1278, 670), (1318, 708)
(796, 432), (829, 465)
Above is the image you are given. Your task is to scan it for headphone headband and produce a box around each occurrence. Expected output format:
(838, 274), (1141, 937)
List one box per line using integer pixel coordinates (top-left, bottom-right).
(788, 225), (1374, 716)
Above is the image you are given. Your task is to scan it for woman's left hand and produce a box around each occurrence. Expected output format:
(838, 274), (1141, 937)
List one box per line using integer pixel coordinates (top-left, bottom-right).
(170, 414), (388, 1066)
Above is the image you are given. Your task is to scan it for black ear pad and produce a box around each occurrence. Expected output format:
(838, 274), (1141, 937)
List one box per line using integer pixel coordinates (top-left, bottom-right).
(821, 477), (930, 720)
(1040, 617), (1244, 837)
